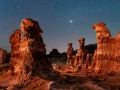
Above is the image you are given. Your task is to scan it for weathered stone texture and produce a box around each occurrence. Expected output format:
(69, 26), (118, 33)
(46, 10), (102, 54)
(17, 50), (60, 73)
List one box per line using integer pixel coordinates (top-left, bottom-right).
(13, 18), (55, 79)
(0, 48), (7, 63)
(20, 18), (43, 36)
(93, 22), (111, 43)
(0, 18), (59, 87)
(66, 43), (74, 65)
(75, 38), (87, 66)
(93, 22), (120, 78)
(68, 38), (90, 70)
(9, 29), (21, 68)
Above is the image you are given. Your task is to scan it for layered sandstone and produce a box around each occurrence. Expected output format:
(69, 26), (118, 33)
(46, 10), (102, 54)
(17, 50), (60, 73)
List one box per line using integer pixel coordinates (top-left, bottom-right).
(93, 22), (120, 79)
(14, 18), (59, 80)
(0, 18), (59, 88)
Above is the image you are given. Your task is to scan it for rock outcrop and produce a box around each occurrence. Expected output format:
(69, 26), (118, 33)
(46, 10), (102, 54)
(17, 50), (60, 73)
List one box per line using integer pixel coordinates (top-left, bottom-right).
(9, 29), (21, 68)
(92, 22), (111, 43)
(92, 22), (120, 79)
(84, 44), (97, 54)
(49, 49), (60, 57)
(75, 38), (86, 65)
(66, 43), (74, 65)
(20, 18), (43, 36)
(66, 38), (90, 70)
(74, 38), (88, 70)
(0, 18), (59, 88)
(12, 18), (55, 79)
(0, 48), (7, 64)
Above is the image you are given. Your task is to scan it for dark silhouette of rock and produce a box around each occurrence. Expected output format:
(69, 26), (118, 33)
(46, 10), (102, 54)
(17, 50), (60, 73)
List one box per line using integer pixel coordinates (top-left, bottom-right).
(84, 44), (97, 54)
(47, 49), (67, 58)
(49, 49), (60, 57)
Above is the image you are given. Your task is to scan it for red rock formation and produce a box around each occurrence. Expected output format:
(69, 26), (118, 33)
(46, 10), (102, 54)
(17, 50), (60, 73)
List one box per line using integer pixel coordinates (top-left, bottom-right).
(78, 38), (85, 49)
(66, 43), (74, 65)
(13, 18), (57, 80)
(0, 48), (7, 64)
(9, 29), (21, 68)
(75, 38), (87, 69)
(0, 18), (59, 88)
(92, 22), (120, 79)
(20, 18), (43, 36)
(93, 22), (111, 43)
(116, 31), (120, 38)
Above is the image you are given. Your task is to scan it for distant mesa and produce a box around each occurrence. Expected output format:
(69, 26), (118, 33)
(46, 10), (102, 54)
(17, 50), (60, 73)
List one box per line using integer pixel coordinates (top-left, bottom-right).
(47, 49), (67, 58)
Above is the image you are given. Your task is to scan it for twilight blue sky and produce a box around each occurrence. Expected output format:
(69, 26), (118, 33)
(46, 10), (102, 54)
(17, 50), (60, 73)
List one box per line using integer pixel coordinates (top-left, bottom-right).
(0, 0), (120, 53)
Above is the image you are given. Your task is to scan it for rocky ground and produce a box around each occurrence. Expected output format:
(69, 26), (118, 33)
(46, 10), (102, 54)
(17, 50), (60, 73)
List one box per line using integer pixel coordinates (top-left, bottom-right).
(0, 61), (120, 90)
(50, 63), (120, 90)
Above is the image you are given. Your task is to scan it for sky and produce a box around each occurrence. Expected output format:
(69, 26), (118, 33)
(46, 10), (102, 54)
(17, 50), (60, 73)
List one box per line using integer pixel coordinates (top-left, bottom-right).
(0, 0), (120, 53)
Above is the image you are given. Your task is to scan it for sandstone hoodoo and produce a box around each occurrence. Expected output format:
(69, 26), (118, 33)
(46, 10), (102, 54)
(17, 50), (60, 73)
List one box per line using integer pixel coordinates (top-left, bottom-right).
(92, 22), (120, 79)
(76, 38), (86, 64)
(66, 43), (74, 65)
(92, 22), (111, 43)
(9, 29), (21, 68)
(0, 18), (59, 88)
(65, 38), (93, 71)
(14, 18), (54, 78)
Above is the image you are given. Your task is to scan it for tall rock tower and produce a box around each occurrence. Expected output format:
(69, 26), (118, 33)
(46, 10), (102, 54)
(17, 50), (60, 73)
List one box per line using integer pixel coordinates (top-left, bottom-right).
(92, 22), (120, 79)
(0, 18), (59, 88)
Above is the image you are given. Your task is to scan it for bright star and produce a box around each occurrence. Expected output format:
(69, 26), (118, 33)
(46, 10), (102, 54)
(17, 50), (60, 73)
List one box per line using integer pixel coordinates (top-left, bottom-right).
(70, 20), (73, 23)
